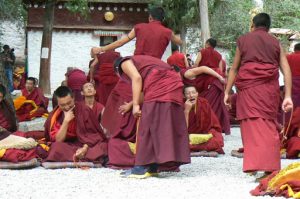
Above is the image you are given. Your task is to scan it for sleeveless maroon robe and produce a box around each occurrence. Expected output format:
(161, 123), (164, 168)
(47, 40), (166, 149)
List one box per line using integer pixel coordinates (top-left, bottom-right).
(284, 107), (300, 158)
(188, 97), (224, 154)
(134, 20), (172, 59)
(236, 27), (281, 172)
(198, 47), (222, 69)
(181, 68), (231, 134)
(94, 51), (120, 105)
(129, 55), (190, 166)
(66, 69), (87, 102)
(16, 88), (49, 122)
(167, 51), (186, 69)
(44, 102), (107, 163)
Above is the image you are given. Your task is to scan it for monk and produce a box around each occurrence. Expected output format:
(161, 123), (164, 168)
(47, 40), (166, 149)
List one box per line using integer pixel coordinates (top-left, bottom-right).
(167, 43), (189, 69)
(224, 13), (293, 175)
(89, 50), (120, 105)
(92, 7), (182, 59)
(184, 85), (224, 154)
(0, 84), (37, 163)
(282, 107), (300, 159)
(194, 38), (223, 71)
(14, 77), (48, 122)
(180, 64), (230, 134)
(65, 67), (87, 102)
(114, 55), (190, 178)
(287, 43), (300, 108)
(44, 86), (108, 164)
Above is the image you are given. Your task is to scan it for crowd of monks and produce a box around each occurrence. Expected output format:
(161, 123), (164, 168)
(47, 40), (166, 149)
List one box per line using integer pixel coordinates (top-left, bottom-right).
(0, 8), (299, 186)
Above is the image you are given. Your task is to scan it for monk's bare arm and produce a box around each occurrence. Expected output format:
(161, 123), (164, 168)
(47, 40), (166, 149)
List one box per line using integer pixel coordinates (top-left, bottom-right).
(219, 60), (223, 72)
(193, 52), (202, 67)
(171, 32), (182, 45)
(121, 60), (142, 107)
(184, 66), (224, 82)
(279, 46), (293, 112)
(225, 47), (241, 95)
(92, 29), (135, 54)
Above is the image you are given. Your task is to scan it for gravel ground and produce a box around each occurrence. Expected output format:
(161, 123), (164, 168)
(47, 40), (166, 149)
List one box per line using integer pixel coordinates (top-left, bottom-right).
(0, 127), (297, 199)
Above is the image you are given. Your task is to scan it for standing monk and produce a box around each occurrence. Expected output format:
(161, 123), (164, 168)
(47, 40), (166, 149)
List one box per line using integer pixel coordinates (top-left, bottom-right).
(114, 55), (190, 178)
(14, 77), (48, 122)
(89, 49), (120, 105)
(167, 43), (189, 69)
(193, 38), (230, 134)
(184, 85), (224, 154)
(44, 86), (107, 164)
(286, 43), (300, 108)
(224, 13), (293, 175)
(92, 7), (182, 58)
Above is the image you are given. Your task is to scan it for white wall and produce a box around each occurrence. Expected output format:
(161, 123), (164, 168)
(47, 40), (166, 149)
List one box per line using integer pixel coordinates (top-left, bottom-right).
(0, 21), (25, 60)
(28, 30), (171, 94)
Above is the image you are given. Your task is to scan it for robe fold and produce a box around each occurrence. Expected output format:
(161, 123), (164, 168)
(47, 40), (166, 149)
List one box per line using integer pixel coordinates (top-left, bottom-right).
(188, 97), (224, 154)
(94, 51), (120, 105)
(66, 69), (87, 102)
(167, 51), (186, 69)
(181, 68), (231, 134)
(235, 27), (281, 172)
(15, 88), (49, 122)
(44, 102), (107, 163)
(129, 55), (190, 166)
(284, 107), (300, 158)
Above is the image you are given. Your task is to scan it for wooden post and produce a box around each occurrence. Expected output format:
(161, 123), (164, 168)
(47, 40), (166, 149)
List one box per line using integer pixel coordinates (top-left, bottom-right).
(199, 0), (211, 47)
(39, 0), (55, 95)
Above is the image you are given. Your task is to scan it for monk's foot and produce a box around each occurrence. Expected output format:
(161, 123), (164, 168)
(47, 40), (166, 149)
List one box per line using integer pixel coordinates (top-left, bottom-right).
(246, 171), (257, 176)
(120, 166), (158, 179)
(254, 171), (271, 182)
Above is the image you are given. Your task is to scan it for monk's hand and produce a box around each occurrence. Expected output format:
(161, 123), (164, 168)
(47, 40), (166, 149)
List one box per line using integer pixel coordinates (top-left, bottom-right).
(224, 93), (232, 110)
(64, 106), (75, 123)
(218, 76), (226, 84)
(297, 128), (300, 138)
(282, 97), (293, 113)
(75, 144), (88, 160)
(184, 99), (194, 112)
(119, 102), (132, 115)
(132, 104), (141, 118)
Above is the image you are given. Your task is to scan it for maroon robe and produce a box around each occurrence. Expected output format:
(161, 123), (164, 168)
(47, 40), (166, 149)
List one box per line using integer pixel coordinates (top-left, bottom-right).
(94, 51), (120, 105)
(181, 68), (231, 134)
(284, 107), (300, 158)
(66, 69), (87, 102)
(44, 102), (107, 163)
(287, 51), (300, 108)
(134, 20), (172, 59)
(128, 55), (190, 166)
(188, 97), (224, 154)
(167, 51), (186, 69)
(0, 100), (17, 132)
(235, 27), (281, 172)
(198, 47), (222, 69)
(16, 88), (48, 122)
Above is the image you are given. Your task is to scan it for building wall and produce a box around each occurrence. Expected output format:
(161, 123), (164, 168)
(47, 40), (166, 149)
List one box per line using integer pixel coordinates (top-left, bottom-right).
(0, 21), (26, 61)
(27, 30), (171, 93)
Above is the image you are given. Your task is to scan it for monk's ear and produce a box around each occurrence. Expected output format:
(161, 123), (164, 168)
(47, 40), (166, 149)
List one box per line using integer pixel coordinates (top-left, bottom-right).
(81, 91), (84, 96)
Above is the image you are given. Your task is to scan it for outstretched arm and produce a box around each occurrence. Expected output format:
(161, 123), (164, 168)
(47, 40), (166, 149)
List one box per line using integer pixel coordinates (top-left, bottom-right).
(171, 32), (182, 45)
(89, 56), (98, 82)
(184, 66), (224, 83)
(193, 52), (202, 67)
(92, 29), (136, 54)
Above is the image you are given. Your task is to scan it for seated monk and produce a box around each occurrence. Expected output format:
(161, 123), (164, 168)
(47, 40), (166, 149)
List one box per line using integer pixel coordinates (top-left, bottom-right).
(0, 84), (37, 163)
(184, 85), (224, 154)
(14, 77), (49, 122)
(44, 86), (108, 164)
(282, 107), (300, 159)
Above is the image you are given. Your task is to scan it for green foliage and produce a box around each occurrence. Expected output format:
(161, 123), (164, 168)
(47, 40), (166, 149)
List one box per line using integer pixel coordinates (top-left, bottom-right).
(65, 0), (89, 17)
(264, 0), (300, 30)
(0, 0), (27, 22)
(150, 0), (199, 33)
